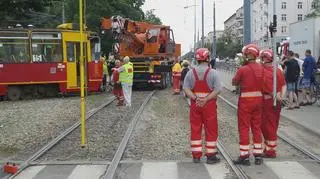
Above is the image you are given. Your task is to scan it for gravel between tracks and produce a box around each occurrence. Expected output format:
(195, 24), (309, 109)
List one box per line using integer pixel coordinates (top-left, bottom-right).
(123, 89), (190, 160)
(0, 93), (112, 160)
(37, 91), (152, 161)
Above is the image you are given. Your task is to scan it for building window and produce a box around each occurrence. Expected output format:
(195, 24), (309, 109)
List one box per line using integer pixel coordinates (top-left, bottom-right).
(281, 26), (287, 33)
(298, 14), (303, 21)
(281, 14), (287, 21)
(281, 2), (287, 9)
(298, 2), (303, 9)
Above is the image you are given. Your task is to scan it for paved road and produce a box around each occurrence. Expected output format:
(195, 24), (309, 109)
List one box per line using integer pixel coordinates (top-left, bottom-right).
(217, 69), (320, 136)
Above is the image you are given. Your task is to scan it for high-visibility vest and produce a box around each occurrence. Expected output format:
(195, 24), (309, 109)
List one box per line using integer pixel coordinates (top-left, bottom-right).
(172, 63), (182, 77)
(119, 63), (134, 84)
(103, 63), (108, 75)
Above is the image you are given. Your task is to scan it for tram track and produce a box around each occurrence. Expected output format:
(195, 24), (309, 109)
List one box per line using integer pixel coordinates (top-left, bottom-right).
(185, 98), (248, 179)
(218, 93), (320, 163)
(4, 90), (156, 179)
(4, 96), (116, 179)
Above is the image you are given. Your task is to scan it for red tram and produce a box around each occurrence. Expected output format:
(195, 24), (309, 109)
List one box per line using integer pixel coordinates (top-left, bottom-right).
(0, 24), (103, 100)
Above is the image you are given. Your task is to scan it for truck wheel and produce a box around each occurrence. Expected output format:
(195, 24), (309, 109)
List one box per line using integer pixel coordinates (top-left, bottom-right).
(8, 87), (21, 101)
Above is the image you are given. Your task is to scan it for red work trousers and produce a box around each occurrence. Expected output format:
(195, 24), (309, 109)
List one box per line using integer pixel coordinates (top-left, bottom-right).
(113, 85), (124, 105)
(238, 97), (263, 158)
(262, 97), (281, 157)
(190, 99), (218, 158)
(172, 75), (181, 93)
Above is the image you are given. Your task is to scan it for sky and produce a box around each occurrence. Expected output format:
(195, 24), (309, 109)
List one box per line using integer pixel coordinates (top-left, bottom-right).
(142, 0), (243, 55)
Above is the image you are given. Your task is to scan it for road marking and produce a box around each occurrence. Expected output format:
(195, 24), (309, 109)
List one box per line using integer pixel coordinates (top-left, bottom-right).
(204, 163), (230, 179)
(265, 161), (318, 179)
(68, 165), (106, 179)
(14, 165), (46, 179)
(140, 162), (178, 179)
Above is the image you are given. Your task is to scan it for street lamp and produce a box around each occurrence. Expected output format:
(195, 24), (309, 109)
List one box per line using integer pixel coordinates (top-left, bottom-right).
(184, 2), (198, 59)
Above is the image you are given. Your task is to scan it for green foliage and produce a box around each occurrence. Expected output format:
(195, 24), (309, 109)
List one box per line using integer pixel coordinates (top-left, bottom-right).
(306, 0), (320, 18)
(144, 10), (162, 25)
(215, 30), (242, 58)
(0, 0), (164, 56)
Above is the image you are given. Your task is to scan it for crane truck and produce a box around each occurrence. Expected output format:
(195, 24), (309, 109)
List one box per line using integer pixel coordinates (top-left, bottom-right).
(100, 16), (181, 89)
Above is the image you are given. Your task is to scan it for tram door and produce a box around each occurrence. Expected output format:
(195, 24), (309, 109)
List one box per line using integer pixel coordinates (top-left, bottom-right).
(66, 42), (88, 89)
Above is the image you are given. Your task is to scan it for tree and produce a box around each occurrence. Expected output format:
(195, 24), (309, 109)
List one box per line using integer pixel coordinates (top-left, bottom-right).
(306, 0), (320, 18)
(144, 10), (162, 25)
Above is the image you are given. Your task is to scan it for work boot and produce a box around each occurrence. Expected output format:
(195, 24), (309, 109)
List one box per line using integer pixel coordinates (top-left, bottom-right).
(263, 150), (276, 158)
(207, 155), (220, 164)
(193, 158), (201, 163)
(254, 156), (263, 165)
(233, 157), (250, 166)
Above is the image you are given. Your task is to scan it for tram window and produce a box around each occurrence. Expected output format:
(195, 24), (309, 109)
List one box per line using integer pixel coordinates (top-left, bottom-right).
(32, 39), (62, 63)
(0, 39), (29, 63)
(90, 37), (101, 61)
(67, 42), (80, 62)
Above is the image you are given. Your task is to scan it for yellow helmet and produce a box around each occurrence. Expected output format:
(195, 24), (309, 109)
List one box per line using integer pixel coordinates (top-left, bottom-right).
(181, 60), (190, 66)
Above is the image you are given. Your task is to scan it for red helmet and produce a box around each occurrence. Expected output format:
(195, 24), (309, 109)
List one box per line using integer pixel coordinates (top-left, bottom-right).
(260, 49), (273, 62)
(196, 48), (210, 61)
(242, 44), (260, 58)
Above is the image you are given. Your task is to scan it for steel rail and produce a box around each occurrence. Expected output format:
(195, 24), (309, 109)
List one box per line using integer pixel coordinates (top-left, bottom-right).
(218, 95), (320, 162)
(185, 96), (248, 179)
(101, 90), (156, 179)
(6, 97), (116, 179)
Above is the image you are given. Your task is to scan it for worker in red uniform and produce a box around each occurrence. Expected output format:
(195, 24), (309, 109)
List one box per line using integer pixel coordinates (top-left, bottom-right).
(172, 58), (182, 94)
(232, 44), (264, 166)
(183, 48), (222, 164)
(112, 60), (124, 106)
(260, 49), (286, 158)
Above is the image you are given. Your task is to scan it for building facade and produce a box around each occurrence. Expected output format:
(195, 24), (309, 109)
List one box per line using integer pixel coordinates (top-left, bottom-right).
(252, 0), (313, 48)
(224, 6), (244, 43)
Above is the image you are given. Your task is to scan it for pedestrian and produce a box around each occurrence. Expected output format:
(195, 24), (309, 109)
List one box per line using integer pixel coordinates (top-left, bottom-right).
(260, 49), (286, 158)
(317, 56), (320, 69)
(112, 60), (124, 106)
(107, 54), (115, 85)
(283, 51), (300, 109)
(102, 55), (108, 91)
(172, 57), (182, 94)
(232, 44), (264, 166)
(294, 53), (303, 97)
(183, 48), (222, 164)
(181, 60), (190, 85)
(118, 56), (134, 107)
(301, 49), (317, 105)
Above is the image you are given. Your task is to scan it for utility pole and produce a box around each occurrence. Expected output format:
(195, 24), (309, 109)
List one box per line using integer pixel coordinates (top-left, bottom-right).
(62, 0), (65, 23)
(212, 1), (216, 61)
(201, 0), (205, 48)
(194, 0), (197, 59)
(272, 0), (278, 107)
(243, 0), (251, 45)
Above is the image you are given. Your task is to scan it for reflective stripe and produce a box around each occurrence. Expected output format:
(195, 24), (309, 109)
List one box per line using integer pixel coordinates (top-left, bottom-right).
(240, 151), (249, 156)
(191, 147), (202, 152)
(253, 149), (263, 154)
(240, 91), (262, 98)
(254, 143), (263, 149)
(240, 145), (250, 150)
(206, 148), (218, 153)
(194, 92), (209, 98)
(263, 94), (272, 99)
(206, 141), (217, 146)
(266, 146), (276, 151)
(191, 140), (202, 145)
(266, 140), (277, 146)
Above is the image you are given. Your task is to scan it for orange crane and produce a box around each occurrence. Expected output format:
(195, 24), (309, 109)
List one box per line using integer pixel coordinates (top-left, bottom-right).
(100, 16), (181, 88)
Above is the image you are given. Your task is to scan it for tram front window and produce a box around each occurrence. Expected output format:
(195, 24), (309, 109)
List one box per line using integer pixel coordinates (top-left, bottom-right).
(31, 39), (62, 63)
(0, 39), (29, 63)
